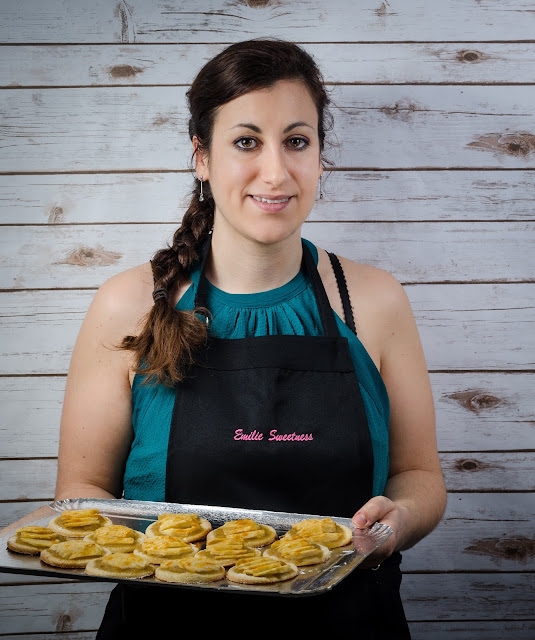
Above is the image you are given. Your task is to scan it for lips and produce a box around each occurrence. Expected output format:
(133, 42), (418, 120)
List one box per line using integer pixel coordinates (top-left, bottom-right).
(249, 195), (292, 212)
(251, 195), (291, 204)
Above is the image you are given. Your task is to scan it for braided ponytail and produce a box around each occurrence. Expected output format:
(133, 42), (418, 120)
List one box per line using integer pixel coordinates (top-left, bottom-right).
(120, 182), (214, 386)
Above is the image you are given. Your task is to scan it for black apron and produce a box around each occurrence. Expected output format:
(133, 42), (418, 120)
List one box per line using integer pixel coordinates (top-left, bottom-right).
(97, 238), (411, 638)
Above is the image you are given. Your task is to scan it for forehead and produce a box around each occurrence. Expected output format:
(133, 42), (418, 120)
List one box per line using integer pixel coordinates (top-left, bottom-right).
(213, 79), (318, 131)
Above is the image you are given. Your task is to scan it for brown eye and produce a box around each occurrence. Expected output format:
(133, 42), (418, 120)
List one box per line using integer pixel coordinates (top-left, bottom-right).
(288, 137), (309, 150)
(236, 137), (257, 150)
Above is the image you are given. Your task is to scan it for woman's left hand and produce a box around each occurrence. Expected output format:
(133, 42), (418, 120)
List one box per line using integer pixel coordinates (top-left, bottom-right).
(352, 496), (410, 569)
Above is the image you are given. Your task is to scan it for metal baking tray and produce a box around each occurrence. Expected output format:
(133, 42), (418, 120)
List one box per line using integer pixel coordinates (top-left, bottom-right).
(0, 498), (392, 597)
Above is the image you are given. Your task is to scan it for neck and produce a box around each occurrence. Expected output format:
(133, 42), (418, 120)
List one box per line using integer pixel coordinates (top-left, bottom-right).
(205, 229), (304, 295)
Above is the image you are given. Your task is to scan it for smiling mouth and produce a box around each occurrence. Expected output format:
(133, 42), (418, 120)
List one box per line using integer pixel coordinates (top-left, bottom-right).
(251, 195), (291, 204)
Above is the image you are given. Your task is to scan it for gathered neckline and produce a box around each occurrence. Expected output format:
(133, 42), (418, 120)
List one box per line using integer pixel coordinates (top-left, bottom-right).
(202, 269), (308, 308)
(188, 238), (318, 309)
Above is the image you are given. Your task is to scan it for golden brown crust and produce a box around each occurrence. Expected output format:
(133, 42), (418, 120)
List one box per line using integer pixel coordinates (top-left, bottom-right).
(145, 513), (212, 543)
(7, 526), (66, 555)
(281, 518), (353, 549)
(84, 525), (144, 553)
(226, 557), (298, 584)
(48, 509), (112, 538)
(206, 519), (277, 548)
(197, 539), (261, 567)
(263, 537), (331, 566)
(133, 535), (197, 564)
(85, 552), (155, 579)
(40, 540), (110, 568)
(155, 556), (226, 584)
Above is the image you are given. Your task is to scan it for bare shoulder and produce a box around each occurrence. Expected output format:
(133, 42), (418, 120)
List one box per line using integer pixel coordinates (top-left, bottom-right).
(92, 262), (154, 336)
(339, 255), (410, 316)
(87, 262), (193, 345)
(319, 247), (410, 321)
(317, 248), (414, 372)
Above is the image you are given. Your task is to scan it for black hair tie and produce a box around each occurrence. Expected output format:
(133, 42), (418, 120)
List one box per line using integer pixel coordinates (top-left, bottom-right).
(152, 288), (168, 303)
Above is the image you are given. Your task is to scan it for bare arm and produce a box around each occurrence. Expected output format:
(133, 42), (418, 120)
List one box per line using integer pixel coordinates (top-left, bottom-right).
(55, 266), (152, 500)
(349, 268), (446, 562)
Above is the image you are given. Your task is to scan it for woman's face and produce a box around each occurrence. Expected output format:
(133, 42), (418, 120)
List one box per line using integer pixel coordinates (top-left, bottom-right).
(194, 79), (323, 246)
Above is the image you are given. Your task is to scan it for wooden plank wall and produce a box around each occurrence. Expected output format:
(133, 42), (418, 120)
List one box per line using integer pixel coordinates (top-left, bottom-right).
(1, 1), (534, 637)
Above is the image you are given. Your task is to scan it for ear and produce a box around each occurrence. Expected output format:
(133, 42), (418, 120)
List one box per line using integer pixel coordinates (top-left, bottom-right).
(192, 135), (209, 181)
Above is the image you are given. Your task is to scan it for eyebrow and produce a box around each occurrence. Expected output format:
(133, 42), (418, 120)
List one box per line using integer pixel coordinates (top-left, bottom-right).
(229, 121), (314, 134)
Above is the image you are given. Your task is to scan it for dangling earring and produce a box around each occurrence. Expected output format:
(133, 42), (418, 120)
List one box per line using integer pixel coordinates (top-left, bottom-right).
(318, 174), (324, 200)
(199, 176), (204, 202)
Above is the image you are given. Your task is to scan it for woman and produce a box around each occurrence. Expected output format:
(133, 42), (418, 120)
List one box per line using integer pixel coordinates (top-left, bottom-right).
(55, 38), (446, 636)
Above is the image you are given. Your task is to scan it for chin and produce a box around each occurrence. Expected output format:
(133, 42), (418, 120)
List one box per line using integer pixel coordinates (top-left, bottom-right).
(246, 223), (303, 247)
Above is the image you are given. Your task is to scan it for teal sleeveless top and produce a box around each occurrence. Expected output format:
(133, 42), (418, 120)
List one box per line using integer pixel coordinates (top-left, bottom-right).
(123, 239), (390, 502)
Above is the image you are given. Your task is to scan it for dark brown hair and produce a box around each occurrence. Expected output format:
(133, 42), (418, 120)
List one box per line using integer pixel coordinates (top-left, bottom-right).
(121, 38), (335, 386)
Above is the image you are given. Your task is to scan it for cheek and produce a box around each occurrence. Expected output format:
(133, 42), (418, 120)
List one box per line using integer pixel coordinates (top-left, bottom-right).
(210, 157), (253, 193)
(298, 164), (320, 193)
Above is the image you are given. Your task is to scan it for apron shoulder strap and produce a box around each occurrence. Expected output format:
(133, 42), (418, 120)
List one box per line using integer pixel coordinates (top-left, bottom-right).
(327, 252), (357, 335)
(194, 235), (342, 339)
(301, 243), (339, 338)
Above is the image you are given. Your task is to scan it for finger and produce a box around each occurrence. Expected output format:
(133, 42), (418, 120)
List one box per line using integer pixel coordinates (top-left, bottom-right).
(352, 496), (394, 529)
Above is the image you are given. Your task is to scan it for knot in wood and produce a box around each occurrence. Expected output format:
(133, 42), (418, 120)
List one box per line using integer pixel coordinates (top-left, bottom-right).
(495, 537), (535, 561)
(446, 389), (502, 414)
(109, 64), (143, 79)
(466, 536), (535, 562)
(467, 132), (535, 158)
(499, 133), (535, 157)
(81, 247), (94, 259)
(244, 0), (272, 6)
(48, 205), (64, 224)
(58, 245), (122, 267)
(380, 98), (420, 122)
(55, 614), (72, 632)
(507, 138), (530, 156)
(456, 458), (480, 472)
(469, 392), (501, 412)
(458, 50), (481, 63)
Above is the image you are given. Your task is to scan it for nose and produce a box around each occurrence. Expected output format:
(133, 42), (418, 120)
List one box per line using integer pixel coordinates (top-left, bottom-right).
(259, 144), (288, 187)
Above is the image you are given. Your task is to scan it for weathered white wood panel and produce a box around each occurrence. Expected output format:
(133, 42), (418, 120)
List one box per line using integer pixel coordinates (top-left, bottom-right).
(4, 43), (535, 87)
(440, 453), (535, 491)
(402, 493), (535, 572)
(2, 285), (532, 374)
(3, 86), (535, 172)
(1, 460), (58, 501)
(0, 378), (66, 459)
(409, 621), (535, 640)
(2, 170), (535, 224)
(3, 373), (532, 459)
(0, 290), (93, 375)
(0, 502), (50, 531)
(307, 222), (535, 283)
(406, 283), (535, 371)
(0, 582), (114, 635)
(401, 573), (535, 621)
(431, 372), (535, 452)
(2, 222), (534, 289)
(0, 86), (186, 173)
(2, 455), (533, 503)
(1, 0), (535, 43)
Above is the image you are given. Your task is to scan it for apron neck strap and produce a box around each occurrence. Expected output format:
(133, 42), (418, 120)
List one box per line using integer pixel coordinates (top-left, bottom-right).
(194, 234), (339, 338)
(301, 240), (339, 337)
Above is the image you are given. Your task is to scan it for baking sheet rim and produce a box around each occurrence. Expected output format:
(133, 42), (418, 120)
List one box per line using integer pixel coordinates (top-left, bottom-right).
(0, 498), (393, 597)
